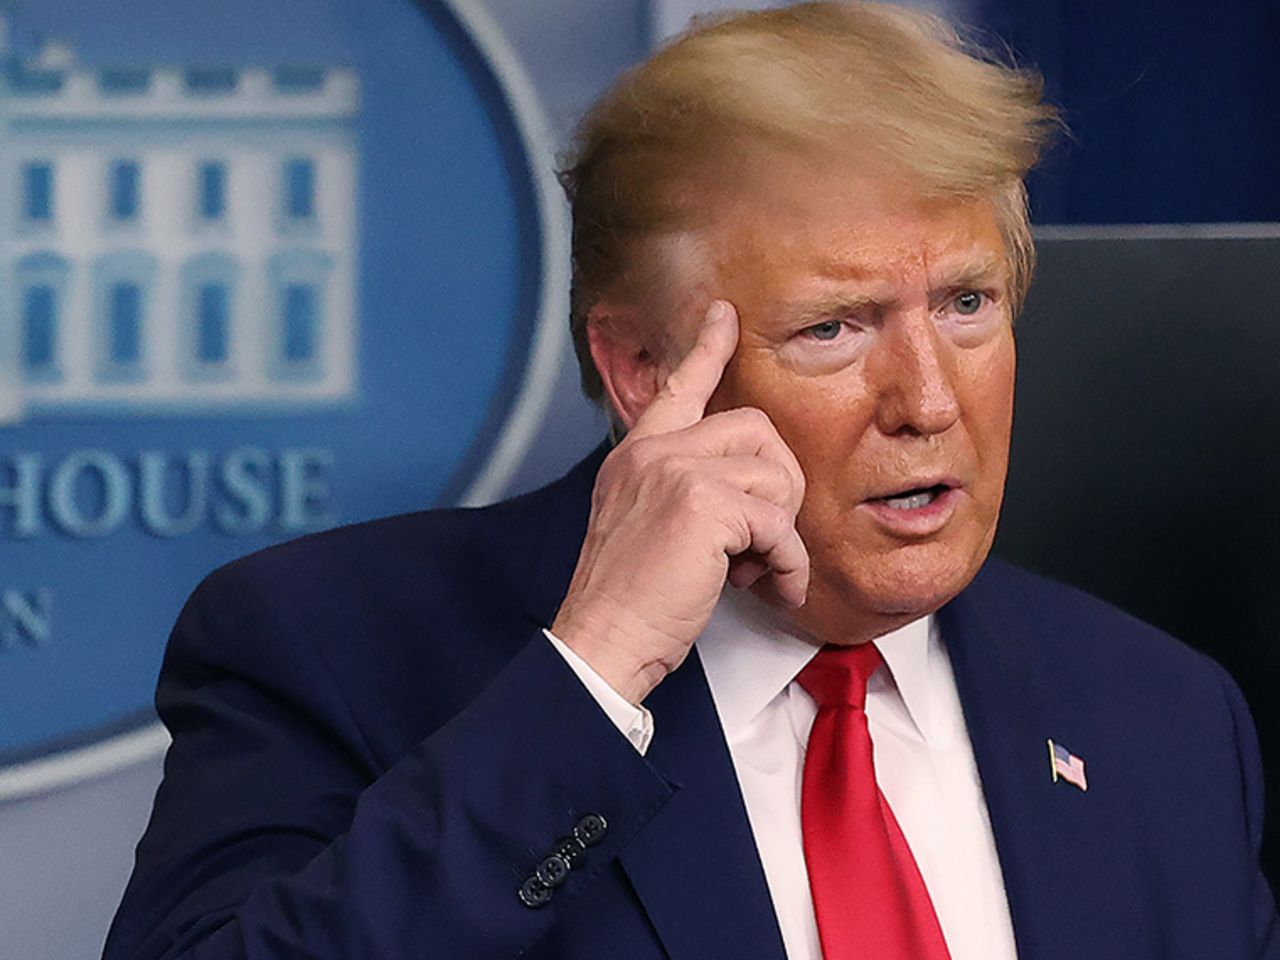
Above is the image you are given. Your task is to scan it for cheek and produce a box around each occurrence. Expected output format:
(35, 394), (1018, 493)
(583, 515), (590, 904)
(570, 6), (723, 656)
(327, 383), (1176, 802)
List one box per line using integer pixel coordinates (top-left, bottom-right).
(969, 341), (1016, 459)
(959, 338), (1016, 522)
(721, 354), (875, 485)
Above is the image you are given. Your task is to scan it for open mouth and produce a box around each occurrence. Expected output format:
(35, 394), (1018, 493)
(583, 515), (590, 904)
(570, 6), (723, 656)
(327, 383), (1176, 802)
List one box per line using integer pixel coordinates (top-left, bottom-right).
(873, 483), (952, 511)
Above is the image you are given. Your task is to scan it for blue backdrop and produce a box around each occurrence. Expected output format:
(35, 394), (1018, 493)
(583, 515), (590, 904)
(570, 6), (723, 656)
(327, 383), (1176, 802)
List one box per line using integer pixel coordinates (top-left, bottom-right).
(1, 0), (546, 765)
(974, 0), (1280, 223)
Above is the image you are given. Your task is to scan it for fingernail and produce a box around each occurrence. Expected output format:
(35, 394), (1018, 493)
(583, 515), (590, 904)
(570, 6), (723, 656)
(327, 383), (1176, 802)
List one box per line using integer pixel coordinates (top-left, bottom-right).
(705, 300), (732, 326)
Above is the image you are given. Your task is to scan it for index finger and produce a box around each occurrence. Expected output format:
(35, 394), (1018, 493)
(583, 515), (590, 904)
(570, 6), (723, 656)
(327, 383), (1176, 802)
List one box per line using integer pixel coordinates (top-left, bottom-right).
(631, 300), (739, 439)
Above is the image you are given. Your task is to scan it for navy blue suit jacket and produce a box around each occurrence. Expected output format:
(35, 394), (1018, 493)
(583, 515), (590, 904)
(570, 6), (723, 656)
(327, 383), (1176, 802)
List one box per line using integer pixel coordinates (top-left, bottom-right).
(106, 446), (1278, 959)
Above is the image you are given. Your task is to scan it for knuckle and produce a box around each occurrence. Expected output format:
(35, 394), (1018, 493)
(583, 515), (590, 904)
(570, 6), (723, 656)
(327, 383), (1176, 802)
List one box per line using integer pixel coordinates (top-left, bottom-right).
(644, 450), (687, 487)
(618, 436), (656, 472)
(672, 470), (712, 511)
(720, 511), (752, 553)
(764, 502), (791, 534)
(768, 460), (793, 492)
(598, 447), (623, 478)
(599, 437), (668, 494)
(654, 452), (686, 480)
(789, 467), (807, 505)
(752, 501), (788, 541)
(735, 406), (773, 431)
(593, 455), (621, 495)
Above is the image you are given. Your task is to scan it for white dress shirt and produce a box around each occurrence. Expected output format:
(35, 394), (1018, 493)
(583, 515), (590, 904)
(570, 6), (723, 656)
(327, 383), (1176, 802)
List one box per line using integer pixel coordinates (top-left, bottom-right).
(546, 586), (1018, 960)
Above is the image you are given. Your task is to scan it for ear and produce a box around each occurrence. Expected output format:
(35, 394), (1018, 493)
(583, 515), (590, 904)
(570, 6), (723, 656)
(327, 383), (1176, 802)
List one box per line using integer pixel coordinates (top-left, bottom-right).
(586, 305), (662, 430)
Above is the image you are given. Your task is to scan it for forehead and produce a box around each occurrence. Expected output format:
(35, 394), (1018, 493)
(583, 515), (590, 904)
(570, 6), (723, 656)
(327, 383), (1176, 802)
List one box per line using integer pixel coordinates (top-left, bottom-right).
(699, 160), (1009, 290)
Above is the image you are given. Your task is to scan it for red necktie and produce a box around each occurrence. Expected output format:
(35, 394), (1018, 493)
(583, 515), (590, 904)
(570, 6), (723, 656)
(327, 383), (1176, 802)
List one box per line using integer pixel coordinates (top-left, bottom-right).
(797, 643), (951, 960)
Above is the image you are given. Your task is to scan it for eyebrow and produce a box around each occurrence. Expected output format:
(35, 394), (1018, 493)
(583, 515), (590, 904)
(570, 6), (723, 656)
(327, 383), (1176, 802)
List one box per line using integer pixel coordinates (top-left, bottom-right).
(783, 292), (882, 328)
(930, 253), (1008, 292)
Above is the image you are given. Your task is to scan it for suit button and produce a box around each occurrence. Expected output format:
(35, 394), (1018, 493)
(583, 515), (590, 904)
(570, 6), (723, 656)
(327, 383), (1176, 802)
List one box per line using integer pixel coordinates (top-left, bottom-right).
(574, 813), (607, 847)
(554, 836), (588, 869)
(536, 853), (570, 887)
(519, 876), (553, 908)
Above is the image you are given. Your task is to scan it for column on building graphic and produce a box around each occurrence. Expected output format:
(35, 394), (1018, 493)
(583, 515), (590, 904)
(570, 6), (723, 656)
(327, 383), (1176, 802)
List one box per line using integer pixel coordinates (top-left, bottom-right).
(0, 11), (360, 424)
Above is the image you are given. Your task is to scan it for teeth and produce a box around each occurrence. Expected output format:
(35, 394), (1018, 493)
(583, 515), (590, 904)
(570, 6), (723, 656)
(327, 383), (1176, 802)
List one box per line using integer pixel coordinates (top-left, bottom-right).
(885, 489), (937, 510)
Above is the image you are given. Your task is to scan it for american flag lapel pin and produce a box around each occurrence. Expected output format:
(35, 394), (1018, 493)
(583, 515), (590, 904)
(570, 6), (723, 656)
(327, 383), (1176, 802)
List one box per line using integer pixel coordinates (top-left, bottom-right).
(1047, 738), (1088, 792)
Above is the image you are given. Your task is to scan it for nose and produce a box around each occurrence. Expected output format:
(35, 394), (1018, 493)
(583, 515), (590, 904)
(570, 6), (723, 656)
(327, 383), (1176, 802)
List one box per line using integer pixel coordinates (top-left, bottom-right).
(869, 311), (961, 437)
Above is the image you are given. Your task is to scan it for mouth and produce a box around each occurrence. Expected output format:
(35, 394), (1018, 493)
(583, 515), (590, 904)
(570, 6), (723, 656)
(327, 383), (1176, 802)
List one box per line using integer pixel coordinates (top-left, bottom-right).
(868, 482), (955, 510)
(865, 481), (957, 512)
(859, 480), (961, 536)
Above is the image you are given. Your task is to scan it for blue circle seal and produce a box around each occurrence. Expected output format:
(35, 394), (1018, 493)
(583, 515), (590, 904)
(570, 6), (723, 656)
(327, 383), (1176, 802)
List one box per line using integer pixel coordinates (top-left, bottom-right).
(0, 0), (567, 797)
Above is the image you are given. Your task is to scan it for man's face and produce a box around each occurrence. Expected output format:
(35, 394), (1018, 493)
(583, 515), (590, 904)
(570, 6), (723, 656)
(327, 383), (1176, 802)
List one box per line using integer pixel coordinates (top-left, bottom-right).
(699, 162), (1016, 641)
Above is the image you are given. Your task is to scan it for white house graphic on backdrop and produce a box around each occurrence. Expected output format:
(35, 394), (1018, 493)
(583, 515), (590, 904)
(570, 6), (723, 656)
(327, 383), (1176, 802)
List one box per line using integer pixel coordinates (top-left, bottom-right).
(0, 10), (360, 424)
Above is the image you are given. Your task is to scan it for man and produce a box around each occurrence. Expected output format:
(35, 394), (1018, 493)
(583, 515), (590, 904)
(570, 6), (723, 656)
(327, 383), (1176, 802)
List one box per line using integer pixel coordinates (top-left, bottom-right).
(105, 4), (1277, 959)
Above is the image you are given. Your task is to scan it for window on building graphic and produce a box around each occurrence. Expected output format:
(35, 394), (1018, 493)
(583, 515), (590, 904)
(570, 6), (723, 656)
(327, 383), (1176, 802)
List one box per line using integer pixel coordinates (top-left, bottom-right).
(268, 249), (329, 380)
(110, 161), (141, 222)
(198, 162), (227, 221)
(185, 67), (238, 94)
(196, 283), (230, 365)
(108, 283), (143, 366)
(284, 158), (316, 221)
(181, 253), (237, 379)
(23, 286), (58, 374)
(283, 284), (317, 363)
(100, 68), (151, 95)
(23, 162), (54, 223)
(6, 62), (63, 95)
(274, 66), (326, 93)
(94, 252), (155, 380)
(16, 252), (69, 379)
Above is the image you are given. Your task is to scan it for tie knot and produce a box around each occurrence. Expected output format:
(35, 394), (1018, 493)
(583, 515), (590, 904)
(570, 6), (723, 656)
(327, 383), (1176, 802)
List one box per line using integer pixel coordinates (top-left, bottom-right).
(796, 643), (884, 709)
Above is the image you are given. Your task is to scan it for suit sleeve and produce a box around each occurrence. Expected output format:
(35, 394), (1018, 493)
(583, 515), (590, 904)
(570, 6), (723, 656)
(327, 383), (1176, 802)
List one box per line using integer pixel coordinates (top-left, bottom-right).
(102, 562), (678, 960)
(1214, 662), (1280, 959)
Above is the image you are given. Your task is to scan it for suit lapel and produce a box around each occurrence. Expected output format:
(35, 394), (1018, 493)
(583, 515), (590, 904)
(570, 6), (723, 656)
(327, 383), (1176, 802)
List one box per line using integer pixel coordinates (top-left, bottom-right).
(522, 444), (787, 960)
(940, 564), (1126, 960)
(618, 649), (789, 960)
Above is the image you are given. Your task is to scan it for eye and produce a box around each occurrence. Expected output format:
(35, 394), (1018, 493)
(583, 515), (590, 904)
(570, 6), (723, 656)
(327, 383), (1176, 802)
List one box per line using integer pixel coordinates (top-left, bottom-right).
(953, 291), (985, 316)
(806, 319), (843, 341)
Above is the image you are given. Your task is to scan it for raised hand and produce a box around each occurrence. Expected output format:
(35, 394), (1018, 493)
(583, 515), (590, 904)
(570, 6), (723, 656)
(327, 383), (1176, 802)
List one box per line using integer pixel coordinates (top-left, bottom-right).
(551, 300), (809, 705)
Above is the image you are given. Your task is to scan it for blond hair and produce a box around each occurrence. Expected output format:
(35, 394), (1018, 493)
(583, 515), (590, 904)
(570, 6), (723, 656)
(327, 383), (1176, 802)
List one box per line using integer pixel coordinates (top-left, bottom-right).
(559, 1), (1060, 401)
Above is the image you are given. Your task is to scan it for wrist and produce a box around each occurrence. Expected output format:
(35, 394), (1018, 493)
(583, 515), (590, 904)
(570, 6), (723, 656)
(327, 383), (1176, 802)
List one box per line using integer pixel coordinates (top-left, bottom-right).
(550, 608), (668, 705)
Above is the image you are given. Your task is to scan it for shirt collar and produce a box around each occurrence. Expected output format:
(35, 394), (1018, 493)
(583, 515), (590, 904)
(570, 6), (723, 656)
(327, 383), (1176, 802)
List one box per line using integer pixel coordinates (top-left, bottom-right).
(874, 615), (937, 742)
(696, 587), (937, 742)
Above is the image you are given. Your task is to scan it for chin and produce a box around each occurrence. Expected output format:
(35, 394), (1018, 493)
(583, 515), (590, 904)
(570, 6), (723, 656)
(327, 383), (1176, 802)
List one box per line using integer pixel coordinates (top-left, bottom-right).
(864, 574), (965, 620)
(808, 537), (992, 638)
(876, 538), (992, 612)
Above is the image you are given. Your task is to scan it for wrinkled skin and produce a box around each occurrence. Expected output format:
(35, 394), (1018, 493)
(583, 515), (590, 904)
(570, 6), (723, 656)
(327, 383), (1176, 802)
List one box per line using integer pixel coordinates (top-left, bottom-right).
(553, 165), (1016, 704)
